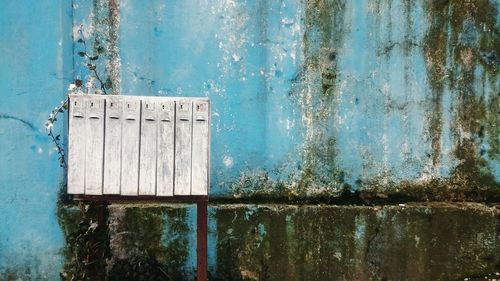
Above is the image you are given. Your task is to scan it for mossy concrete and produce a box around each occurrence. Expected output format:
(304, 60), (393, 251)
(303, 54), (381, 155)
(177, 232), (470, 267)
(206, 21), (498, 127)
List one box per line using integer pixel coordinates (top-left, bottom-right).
(1, 0), (500, 279)
(212, 203), (498, 281)
(65, 203), (498, 281)
(106, 204), (192, 280)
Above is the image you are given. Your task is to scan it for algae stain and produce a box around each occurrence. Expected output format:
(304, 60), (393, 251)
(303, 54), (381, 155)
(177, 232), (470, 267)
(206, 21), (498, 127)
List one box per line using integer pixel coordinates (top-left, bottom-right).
(56, 183), (110, 281)
(75, 0), (120, 94)
(288, 0), (347, 193)
(422, 0), (450, 169)
(422, 0), (500, 184)
(57, 179), (191, 280)
(107, 206), (190, 280)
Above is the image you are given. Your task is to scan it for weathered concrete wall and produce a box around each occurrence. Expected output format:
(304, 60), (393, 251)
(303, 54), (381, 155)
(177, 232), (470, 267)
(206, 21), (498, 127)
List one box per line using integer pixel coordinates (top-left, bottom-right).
(55, 203), (500, 280)
(88, 0), (498, 200)
(102, 203), (498, 280)
(0, 0), (499, 280)
(0, 1), (72, 279)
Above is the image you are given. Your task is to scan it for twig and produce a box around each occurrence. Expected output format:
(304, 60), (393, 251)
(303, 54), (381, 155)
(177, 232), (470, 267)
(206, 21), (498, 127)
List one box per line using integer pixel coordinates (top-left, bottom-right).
(45, 100), (68, 168)
(78, 26), (107, 95)
(46, 24), (109, 172)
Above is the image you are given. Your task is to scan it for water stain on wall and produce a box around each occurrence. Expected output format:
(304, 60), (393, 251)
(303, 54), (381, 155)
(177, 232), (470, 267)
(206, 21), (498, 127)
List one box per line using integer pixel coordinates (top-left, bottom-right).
(73, 0), (120, 94)
(420, 0), (499, 195)
(213, 203), (498, 281)
(230, 0), (499, 200)
(107, 205), (190, 280)
(57, 192), (192, 280)
(57, 191), (109, 280)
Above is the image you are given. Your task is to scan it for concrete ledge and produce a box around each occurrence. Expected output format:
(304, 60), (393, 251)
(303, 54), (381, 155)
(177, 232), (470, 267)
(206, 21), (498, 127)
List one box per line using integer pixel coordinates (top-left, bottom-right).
(100, 202), (500, 280)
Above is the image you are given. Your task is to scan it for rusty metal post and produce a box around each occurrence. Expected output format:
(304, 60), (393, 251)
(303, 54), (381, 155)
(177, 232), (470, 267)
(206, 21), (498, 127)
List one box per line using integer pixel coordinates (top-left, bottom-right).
(197, 199), (208, 281)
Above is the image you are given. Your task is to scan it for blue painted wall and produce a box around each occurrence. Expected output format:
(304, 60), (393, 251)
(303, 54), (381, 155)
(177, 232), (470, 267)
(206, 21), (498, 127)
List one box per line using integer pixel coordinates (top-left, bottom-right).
(0, 0), (498, 278)
(105, 0), (498, 197)
(0, 1), (72, 279)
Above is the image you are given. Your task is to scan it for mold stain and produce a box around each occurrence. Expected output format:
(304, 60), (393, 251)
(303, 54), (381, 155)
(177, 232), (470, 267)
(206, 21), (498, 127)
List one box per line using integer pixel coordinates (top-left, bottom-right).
(423, 0), (448, 168)
(57, 184), (110, 281)
(293, 0), (347, 194)
(213, 204), (498, 281)
(68, 1), (498, 201)
(57, 181), (191, 280)
(227, 0), (498, 201)
(74, 0), (120, 94)
(93, 0), (121, 94)
(421, 0), (499, 188)
(0, 263), (45, 281)
(107, 205), (190, 280)
(228, 0), (350, 197)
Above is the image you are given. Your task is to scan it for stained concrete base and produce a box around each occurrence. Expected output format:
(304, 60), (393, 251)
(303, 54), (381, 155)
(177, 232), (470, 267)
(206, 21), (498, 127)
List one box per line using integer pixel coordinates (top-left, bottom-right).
(95, 203), (499, 281)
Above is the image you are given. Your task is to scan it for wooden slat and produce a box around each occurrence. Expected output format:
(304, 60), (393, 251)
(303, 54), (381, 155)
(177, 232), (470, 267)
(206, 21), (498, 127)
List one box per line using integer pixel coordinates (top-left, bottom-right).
(157, 100), (175, 196)
(103, 95), (122, 194)
(67, 94), (86, 194)
(191, 100), (210, 195)
(174, 100), (192, 195)
(121, 97), (140, 195)
(139, 100), (157, 195)
(84, 96), (105, 195)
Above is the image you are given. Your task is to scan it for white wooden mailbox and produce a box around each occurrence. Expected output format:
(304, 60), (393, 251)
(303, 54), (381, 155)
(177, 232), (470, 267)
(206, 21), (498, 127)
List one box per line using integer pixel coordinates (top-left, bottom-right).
(67, 94), (210, 196)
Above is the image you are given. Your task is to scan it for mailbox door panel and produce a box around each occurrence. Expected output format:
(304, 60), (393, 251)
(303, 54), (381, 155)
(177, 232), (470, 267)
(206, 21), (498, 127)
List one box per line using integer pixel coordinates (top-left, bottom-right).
(103, 96), (122, 194)
(174, 100), (192, 195)
(191, 101), (210, 195)
(121, 98), (140, 195)
(157, 101), (175, 196)
(139, 99), (157, 195)
(67, 95), (86, 194)
(85, 97), (105, 195)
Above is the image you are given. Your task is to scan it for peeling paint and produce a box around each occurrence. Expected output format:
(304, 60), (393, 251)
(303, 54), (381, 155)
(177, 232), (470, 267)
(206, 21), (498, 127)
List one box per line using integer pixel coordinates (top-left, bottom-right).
(73, 0), (121, 94)
(220, 0), (499, 200)
(1, 0), (500, 278)
(421, 0), (500, 189)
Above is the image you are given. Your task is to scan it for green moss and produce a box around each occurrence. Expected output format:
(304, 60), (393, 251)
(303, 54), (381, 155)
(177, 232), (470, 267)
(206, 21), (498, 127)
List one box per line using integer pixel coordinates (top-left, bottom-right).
(107, 205), (190, 280)
(281, 0), (348, 194)
(57, 183), (110, 281)
(423, 0), (500, 167)
(0, 262), (45, 281)
(213, 204), (498, 280)
(423, 0), (450, 167)
(359, 153), (500, 202)
(225, 205), (364, 280)
(78, 0), (120, 94)
(57, 182), (192, 280)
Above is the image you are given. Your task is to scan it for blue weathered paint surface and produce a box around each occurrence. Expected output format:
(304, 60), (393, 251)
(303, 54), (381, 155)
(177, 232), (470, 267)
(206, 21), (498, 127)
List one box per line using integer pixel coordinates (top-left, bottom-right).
(0, 1), (72, 278)
(93, 0), (499, 197)
(0, 0), (499, 279)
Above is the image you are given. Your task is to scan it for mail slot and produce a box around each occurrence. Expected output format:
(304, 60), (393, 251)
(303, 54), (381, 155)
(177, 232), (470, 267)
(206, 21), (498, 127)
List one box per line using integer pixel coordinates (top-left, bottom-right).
(103, 96), (122, 194)
(67, 95), (86, 194)
(157, 101), (175, 196)
(67, 94), (210, 197)
(139, 100), (157, 195)
(175, 100), (193, 195)
(121, 97), (141, 195)
(85, 96), (105, 195)
(192, 101), (210, 195)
